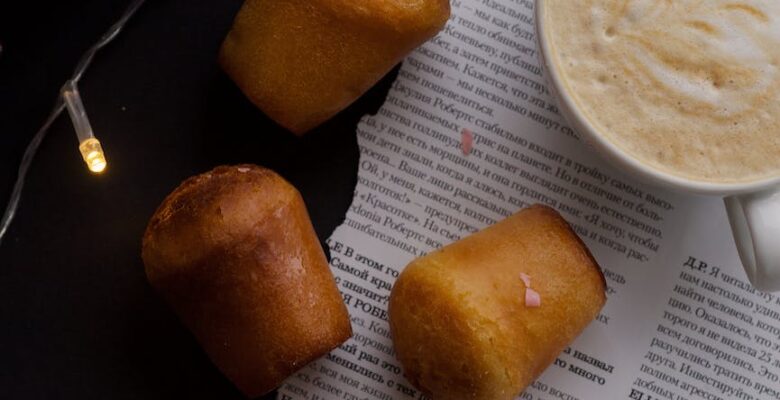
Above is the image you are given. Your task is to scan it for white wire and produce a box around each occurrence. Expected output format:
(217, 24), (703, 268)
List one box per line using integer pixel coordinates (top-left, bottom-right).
(0, 0), (146, 247)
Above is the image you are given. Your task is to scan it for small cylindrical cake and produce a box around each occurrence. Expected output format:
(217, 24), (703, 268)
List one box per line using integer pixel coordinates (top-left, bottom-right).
(219, 0), (450, 134)
(141, 165), (351, 397)
(389, 205), (606, 400)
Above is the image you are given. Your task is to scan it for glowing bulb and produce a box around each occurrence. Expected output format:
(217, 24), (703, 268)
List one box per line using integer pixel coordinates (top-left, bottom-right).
(62, 80), (108, 174)
(79, 138), (107, 173)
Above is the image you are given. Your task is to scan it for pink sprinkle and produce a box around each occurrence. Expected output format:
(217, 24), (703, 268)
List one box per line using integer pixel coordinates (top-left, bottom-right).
(461, 129), (473, 156)
(525, 288), (541, 308)
(519, 273), (532, 288)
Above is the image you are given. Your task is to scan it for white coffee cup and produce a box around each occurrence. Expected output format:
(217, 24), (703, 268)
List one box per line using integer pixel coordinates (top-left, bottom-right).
(535, 0), (780, 292)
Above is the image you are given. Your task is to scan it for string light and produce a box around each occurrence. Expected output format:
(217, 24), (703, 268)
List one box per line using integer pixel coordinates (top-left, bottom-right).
(0, 0), (145, 245)
(62, 81), (107, 173)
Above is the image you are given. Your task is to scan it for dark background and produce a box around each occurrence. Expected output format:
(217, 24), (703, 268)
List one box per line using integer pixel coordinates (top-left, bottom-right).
(0, 1), (395, 398)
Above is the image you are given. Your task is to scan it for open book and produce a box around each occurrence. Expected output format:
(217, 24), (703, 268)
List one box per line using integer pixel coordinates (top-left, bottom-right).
(278, 1), (780, 399)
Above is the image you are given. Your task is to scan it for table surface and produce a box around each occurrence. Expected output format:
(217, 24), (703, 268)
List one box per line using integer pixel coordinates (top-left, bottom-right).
(0, 1), (395, 398)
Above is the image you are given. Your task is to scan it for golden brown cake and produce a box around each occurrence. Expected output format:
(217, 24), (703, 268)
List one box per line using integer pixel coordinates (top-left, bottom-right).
(219, 0), (451, 134)
(389, 205), (606, 400)
(141, 165), (351, 397)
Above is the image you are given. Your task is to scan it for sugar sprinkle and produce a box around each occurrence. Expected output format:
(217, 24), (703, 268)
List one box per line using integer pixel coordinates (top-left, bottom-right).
(520, 272), (532, 288)
(461, 128), (473, 156)
(525, 288), (541, 308)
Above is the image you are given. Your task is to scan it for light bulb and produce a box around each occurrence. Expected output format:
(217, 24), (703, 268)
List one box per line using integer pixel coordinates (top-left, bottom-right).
(79, 138), (107, 173)
(62, 81), (107, 174)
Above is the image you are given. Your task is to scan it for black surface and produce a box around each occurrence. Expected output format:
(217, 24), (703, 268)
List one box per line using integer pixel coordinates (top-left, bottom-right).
(0, 1), (395, 398)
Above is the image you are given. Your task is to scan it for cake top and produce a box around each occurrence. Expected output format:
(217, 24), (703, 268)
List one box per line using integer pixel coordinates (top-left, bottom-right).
(142, 164), (299, 272)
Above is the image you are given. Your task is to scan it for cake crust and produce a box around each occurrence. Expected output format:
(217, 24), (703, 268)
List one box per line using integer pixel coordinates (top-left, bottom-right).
(219, 0), (450, 134)
(389, 205), (607, 400)
(142, 165), (351, 397)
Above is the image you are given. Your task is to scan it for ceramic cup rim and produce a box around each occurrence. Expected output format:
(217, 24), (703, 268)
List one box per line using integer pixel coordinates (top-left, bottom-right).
(535, 1), (780, 196)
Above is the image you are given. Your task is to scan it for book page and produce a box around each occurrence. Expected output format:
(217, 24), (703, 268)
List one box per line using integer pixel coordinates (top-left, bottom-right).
(278, 1), (780, 399)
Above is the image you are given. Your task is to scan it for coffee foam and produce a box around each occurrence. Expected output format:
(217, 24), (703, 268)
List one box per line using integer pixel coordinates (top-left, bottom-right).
(544, 0), (780, 183)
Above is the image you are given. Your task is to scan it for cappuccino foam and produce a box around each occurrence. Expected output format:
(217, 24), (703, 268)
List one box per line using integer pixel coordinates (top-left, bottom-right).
(543, 0), (780, 183)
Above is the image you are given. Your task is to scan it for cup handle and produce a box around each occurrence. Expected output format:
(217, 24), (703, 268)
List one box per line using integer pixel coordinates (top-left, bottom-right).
(725, 188), (780, 292)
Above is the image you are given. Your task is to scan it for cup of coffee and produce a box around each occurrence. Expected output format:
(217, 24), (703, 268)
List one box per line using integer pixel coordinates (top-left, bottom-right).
(535, 0), (780, 291)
